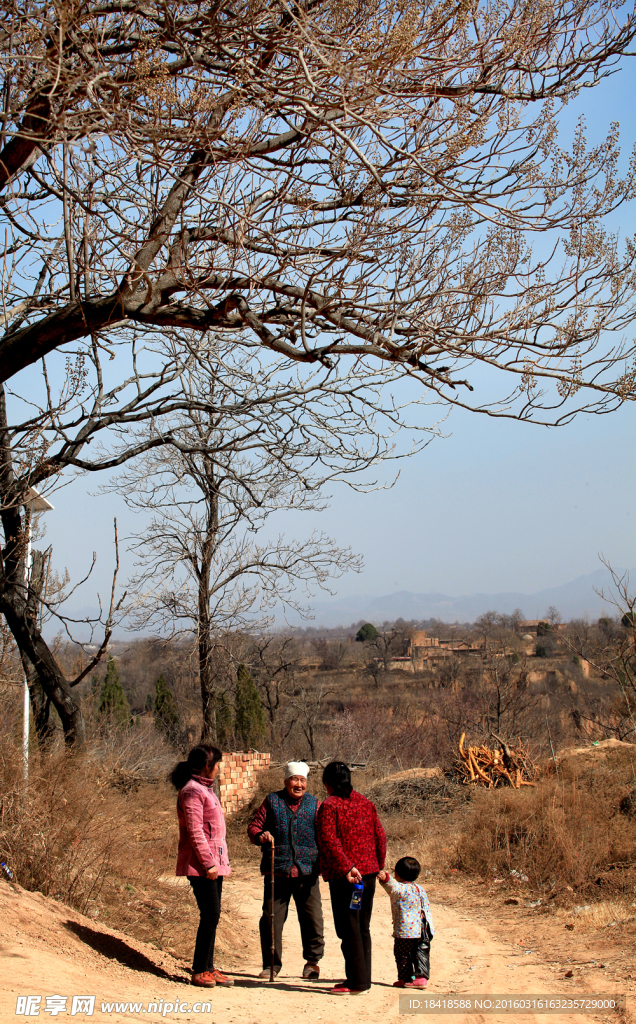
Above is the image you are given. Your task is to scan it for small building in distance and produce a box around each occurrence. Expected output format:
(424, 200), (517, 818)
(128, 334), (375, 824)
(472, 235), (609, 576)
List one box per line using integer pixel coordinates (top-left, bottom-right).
(519, 620), (567, 635)
(392, 630), (485, 672)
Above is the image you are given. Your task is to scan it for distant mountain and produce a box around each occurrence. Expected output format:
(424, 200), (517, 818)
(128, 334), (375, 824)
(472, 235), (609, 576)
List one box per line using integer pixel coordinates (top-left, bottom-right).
(298, 567), (634, 628)
(60, 567), (633, 637)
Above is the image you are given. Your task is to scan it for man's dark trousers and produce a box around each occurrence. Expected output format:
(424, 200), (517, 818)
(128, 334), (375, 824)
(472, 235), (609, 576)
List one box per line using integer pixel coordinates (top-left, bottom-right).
(328, 873), (376, 991)
(259, 874), (325, 969)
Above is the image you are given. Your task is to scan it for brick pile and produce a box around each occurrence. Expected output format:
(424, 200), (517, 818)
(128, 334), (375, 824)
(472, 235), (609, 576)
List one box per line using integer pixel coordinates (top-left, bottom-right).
(218, 751), (271, 815)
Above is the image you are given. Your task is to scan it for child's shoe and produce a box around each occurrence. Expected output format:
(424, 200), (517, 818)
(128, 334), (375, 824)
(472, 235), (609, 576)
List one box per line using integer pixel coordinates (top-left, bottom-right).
(405, 977), (427, 988)
(393, 981), (406, 987)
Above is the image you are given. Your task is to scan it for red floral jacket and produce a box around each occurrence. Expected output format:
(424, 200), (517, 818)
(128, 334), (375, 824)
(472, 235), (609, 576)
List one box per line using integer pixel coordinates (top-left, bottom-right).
(316, 790), (386, 880)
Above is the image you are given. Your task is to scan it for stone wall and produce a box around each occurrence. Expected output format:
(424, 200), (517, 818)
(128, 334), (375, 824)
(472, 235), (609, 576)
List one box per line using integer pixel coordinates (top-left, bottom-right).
(218, 751), (271, 815)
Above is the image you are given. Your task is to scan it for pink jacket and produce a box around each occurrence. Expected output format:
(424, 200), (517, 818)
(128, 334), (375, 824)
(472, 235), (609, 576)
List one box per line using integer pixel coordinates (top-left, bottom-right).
(176, 776), (231, 877)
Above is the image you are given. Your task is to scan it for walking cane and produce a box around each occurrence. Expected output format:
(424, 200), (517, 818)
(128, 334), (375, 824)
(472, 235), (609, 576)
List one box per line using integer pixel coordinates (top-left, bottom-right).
(269, 839), (276, 983)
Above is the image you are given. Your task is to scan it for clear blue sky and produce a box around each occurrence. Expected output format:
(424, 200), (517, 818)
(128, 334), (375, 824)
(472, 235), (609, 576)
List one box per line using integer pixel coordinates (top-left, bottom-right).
(38, 60), (636, 616)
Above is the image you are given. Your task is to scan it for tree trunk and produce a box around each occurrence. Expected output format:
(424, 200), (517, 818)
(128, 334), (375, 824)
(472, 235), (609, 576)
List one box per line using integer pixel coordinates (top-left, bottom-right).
(22, 550), (56, 746)
(198, 605), (217, 744)
(0, 587), (86, 745)
(0, 386), (86, 746)
(198, 459), (219, 744)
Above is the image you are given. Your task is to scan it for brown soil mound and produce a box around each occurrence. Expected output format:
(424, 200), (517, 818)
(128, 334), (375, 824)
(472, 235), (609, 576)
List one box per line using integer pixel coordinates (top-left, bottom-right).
(543, 739), (636, 791)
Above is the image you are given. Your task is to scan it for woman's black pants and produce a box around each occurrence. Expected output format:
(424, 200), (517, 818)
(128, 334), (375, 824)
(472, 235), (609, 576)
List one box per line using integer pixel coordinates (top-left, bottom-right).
(188, 876), (223, 974)
(328, 874), (376, 991)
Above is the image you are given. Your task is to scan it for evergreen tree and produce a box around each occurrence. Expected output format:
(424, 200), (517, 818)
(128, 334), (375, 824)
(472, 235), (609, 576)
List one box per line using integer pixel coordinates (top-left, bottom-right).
(356, 622), (379, 642)
(98, 657), (131, 727)
(154, 674), (181, 745)
(215, 690), (233, 750)
(144, 691), (154, 712)
(234, 664), (265, 750)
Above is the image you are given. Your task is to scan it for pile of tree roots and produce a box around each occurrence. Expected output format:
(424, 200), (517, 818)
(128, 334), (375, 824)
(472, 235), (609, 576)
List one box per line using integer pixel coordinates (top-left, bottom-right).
(454, 732), (539, 788)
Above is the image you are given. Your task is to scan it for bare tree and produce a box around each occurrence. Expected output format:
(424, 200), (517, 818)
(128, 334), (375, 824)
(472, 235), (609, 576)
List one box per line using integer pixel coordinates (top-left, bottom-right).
(564, 561), (636, 741)
(248, 635), (300, 754)
(311, 638), (348, 672)
(0, 380), (128, 743)
(3, 0), (636, 742)
(1, 321), (421, 744)
(288, 682), (333, 761)
(1, 0), (635, 425)
(116, 396), (363, 741)
(545, 606), (563, 627)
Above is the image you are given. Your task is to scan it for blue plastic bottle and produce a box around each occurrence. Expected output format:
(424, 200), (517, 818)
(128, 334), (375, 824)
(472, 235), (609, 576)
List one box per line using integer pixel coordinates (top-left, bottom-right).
(349, 883), (364, 910)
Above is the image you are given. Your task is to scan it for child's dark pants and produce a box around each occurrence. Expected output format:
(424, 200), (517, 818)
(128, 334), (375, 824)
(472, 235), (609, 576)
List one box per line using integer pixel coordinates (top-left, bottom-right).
(394, 935), (431, 982)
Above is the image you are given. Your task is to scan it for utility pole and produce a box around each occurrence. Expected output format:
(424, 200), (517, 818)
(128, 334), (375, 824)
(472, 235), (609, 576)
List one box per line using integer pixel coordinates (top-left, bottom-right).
(21, 487), (54, 782)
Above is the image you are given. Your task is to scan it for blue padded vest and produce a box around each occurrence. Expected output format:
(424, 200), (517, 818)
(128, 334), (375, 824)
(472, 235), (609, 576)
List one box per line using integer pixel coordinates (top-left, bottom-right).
(261, 790), (319, 876)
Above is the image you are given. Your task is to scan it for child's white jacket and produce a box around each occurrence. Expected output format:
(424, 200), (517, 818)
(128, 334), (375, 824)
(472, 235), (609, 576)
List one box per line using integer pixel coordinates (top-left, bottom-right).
(379, 875), (435, 939)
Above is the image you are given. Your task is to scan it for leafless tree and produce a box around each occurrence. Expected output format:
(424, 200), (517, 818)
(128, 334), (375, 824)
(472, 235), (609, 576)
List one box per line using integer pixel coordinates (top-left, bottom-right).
(288, 682), (333, 760)
(115, 389), (365, 741)
(479, 647), (537, 739)
(3, 0), (636, 744)
(1, 0), (635, 424)
(0, 374), (127, 743)
(311, 638), (348, 672)
(545, 606), (563, 627)
(1, 317), (424, 745)
(248, 634), (300, 754)
(563, 560), (636, 741)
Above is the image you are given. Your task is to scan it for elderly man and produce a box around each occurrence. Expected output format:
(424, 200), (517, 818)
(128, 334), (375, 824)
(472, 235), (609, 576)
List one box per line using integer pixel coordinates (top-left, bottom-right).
(248, 760), (324, 980)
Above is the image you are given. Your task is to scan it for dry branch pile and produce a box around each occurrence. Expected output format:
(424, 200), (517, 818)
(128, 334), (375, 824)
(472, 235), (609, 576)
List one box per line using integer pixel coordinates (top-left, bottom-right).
(454, 732), (539, 789)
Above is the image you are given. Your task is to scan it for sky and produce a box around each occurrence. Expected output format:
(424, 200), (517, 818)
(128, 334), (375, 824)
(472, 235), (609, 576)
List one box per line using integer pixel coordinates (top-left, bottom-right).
(32, 58), (636, 623)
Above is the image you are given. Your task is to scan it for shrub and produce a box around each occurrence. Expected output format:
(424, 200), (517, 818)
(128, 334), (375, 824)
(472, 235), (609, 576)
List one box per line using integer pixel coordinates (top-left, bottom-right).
(536, 644), (547, 658)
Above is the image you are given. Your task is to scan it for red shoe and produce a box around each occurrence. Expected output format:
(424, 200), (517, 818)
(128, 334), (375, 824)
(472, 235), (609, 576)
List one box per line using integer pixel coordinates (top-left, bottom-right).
(393, 981), (406, 987)
(211, 968), (234, 987)
(406, 978), (428, 988)
(191, 971), (216, 987)
(330, 985), (351, 995)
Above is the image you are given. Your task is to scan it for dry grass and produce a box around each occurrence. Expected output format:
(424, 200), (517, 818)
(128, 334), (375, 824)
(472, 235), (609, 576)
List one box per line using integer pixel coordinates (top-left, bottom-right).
(0, 732), (250, 967)
(554, 901), (636, 932)
(447, 779), (636, 888)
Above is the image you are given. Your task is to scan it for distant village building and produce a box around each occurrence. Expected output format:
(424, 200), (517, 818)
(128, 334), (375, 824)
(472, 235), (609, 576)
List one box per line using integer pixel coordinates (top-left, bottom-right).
(382, 631), (486, 672)
(519, 620), (567, 635)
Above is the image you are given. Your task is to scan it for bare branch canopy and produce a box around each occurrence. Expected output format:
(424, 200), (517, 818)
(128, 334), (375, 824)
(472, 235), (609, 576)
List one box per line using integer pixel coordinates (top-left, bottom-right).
(0, 0), (635, 419)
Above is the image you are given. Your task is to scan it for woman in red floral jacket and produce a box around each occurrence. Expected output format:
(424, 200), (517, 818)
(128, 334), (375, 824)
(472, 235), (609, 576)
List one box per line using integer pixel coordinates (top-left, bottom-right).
(316, 761), (387, 995)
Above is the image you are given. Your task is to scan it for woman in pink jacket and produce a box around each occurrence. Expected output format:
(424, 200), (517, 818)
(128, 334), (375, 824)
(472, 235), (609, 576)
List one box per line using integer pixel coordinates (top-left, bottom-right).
(172, 744), (232, 989)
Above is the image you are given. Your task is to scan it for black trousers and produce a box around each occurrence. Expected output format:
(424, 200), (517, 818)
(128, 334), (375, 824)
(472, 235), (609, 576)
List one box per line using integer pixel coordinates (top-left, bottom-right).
(259, 874), (325, 969)
(188, 876), (223, 974)
(328, 874), (376, 991)
(394, 935), (431, 982)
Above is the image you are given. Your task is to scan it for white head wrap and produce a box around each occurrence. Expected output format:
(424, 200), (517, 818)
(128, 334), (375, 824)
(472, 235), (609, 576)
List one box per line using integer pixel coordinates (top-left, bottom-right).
(284, 761), (309, 780)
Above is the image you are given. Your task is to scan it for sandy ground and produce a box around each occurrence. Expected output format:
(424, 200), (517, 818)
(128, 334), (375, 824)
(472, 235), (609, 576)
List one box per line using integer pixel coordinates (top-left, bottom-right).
(0, 870), (633, 1024)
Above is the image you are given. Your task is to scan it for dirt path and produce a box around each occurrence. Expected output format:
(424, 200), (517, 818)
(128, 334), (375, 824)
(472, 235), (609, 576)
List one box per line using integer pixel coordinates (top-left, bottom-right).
(0, 872), (632, 1024)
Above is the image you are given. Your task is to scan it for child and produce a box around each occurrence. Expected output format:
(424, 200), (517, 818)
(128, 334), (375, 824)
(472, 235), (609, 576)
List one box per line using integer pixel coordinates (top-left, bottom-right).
(378, 856), (434, 989)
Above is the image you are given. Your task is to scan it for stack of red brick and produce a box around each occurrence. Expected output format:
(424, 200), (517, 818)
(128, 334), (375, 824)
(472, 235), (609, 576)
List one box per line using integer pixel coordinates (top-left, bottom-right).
(218, 751), (271, 815)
